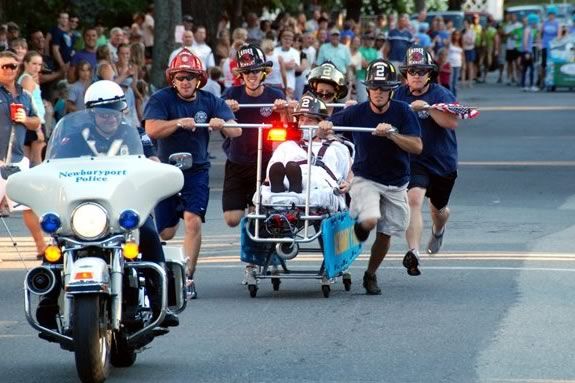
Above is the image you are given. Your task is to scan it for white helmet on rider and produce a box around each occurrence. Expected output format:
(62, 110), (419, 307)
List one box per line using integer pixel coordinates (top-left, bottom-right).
(84, 80), (128, 111)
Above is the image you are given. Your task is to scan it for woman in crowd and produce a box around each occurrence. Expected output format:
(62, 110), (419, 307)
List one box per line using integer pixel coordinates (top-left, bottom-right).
(18, 51), (46, 166)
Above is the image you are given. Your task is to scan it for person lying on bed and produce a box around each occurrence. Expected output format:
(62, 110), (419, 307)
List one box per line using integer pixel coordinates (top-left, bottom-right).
(266, 92), (354, 197)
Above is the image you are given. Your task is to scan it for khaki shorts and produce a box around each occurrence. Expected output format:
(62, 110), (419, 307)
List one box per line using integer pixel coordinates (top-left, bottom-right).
(349, 176), (409, 237)
(0, 157), (30, 212)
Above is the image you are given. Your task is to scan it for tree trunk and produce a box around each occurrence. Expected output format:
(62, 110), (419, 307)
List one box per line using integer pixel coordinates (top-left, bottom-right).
(230, 0), (244, 34)
(151, 0), (182, 89)
(448, 0), (464, 11)
(414, 0), (426, 13)
(187, 0), (227, 49)
(344, 0), (362, 22)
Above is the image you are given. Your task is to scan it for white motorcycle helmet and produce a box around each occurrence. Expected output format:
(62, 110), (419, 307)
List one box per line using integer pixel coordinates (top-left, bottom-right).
(84, 80), (128, 111)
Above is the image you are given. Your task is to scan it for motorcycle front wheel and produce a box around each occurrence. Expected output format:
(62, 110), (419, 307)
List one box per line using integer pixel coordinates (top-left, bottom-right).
(111, 331), (137, 367)
(73, 295), (111, 383)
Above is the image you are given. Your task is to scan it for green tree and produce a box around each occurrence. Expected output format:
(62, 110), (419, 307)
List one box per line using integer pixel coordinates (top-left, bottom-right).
(150, 0), (181, 88)
(0, 0), (149, 35)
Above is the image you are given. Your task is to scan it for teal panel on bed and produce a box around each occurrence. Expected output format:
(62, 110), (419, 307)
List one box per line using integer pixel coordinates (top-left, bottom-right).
(321, 212), (363, 279)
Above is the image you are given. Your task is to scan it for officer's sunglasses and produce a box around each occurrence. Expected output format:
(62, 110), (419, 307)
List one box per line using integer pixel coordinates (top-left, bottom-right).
(96, 112), (119, 119)
(407, 68), (430, 77)
(174, 74), (197, 82)
(1, 63), (19, 71)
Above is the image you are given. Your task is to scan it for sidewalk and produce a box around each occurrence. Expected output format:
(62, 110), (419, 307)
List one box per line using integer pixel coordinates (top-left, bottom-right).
(456, 72), (575, 108)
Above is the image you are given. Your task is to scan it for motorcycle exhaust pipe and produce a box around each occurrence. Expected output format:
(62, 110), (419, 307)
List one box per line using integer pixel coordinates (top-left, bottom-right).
(25, 266), (56, 296)
(275, 242), (299, 260)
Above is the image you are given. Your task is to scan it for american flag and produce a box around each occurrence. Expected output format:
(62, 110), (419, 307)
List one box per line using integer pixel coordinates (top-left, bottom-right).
(430, 103), (480, 120)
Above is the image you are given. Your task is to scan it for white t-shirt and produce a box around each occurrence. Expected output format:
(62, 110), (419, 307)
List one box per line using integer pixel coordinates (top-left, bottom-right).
(302, 46), (316, 78)
(448, 45), (463, 68)
(462, 29), (476, 51)
(504, 22), (521, 50)
(143, 14), (154, 47)
(273, 46), (300, 91)
(191, 42), (215, 69)
(263, 52), (283, 86)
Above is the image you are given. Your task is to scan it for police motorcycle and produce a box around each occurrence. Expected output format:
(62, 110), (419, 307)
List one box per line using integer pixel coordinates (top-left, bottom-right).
(6, 81), (189, 383)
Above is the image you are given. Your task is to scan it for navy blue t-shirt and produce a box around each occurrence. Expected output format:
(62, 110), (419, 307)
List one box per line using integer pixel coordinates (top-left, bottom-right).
(221, 85), (284, 165)
(330, 100), (421, 186)
(0, 84), (36, 163)
(143, 88), (235, 169)
(394, 83), (457, 176)
(387, 29), (415, 62)
(50, 26), (74, 65)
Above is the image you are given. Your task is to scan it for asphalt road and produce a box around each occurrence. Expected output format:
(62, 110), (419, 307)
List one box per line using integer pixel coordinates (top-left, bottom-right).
(1, 78), (574, 383)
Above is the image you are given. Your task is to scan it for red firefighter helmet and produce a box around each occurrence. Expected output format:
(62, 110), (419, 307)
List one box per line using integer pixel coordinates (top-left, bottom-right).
(165, 48), (207, 88)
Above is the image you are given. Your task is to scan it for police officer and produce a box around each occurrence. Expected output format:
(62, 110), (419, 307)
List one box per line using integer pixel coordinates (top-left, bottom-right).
(38, 80), (180, 328)
(395, 47), (458, 276)
(318, 59), (422, 295)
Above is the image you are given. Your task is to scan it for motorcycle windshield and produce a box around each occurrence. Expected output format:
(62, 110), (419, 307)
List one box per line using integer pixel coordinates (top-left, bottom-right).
(46, 108), (144, 160)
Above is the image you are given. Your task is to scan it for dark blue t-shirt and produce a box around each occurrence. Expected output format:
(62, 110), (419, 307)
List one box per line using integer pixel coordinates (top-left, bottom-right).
(221, 85), (284, 165)
(143, 88), (235, 169)
(330, 100), (421, 186)
(387, 29), (414, 62)
(50, 26), (74, 65)
(70, 50), (97, 72)
(394, 83), (457, 175)
(0, 84), (36, 163)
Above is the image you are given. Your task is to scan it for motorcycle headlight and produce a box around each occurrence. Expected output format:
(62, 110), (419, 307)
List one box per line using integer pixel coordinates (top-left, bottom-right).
(71, 203), (109, 240)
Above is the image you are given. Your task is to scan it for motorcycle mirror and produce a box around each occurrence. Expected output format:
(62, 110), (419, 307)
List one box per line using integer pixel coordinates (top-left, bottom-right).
(168, 152), (193, 171)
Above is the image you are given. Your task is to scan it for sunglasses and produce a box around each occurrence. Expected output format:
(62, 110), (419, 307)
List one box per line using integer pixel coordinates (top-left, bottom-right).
(367, 86), (391, 92)
(242, 69), (263, 75)
(407, 68), (430, 76)
(96, 112), (119, 119)
(174, 74), (196, 82)
(1, 63), (19, 71)
(316, 91), (335, 100)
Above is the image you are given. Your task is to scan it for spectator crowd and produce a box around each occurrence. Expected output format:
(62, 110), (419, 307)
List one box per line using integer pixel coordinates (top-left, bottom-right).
(1, 4), (573, 182)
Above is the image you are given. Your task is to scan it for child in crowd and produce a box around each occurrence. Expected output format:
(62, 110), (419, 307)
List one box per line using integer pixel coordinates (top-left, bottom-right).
(437, 48), (451, 90)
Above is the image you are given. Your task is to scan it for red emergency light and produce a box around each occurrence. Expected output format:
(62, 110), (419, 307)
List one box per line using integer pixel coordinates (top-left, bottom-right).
(266, 121), (301, 142)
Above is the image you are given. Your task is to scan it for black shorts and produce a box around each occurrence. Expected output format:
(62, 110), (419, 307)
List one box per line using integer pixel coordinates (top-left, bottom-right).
(505, 49), (519, 62)
(24, 125), (46, 146)
(408, 162), (457, 211)
(222, 160), (262, 212)
(541, 48), (548, 69)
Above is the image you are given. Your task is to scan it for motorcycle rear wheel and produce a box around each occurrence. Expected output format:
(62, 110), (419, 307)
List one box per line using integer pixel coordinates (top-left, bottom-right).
(73, 295), (111, 383)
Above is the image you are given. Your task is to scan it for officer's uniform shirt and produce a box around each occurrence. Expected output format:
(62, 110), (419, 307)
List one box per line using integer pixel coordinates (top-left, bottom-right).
(55, 123), (141, 158)
(394, 83), (457, 176)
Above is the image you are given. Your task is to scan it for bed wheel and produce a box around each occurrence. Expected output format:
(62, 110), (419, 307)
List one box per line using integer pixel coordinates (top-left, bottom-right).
(271, 278), (281, 291)
(343, 277), (352, 291)
(321, 285), (331, 298)
(248, 284), (258, 298)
